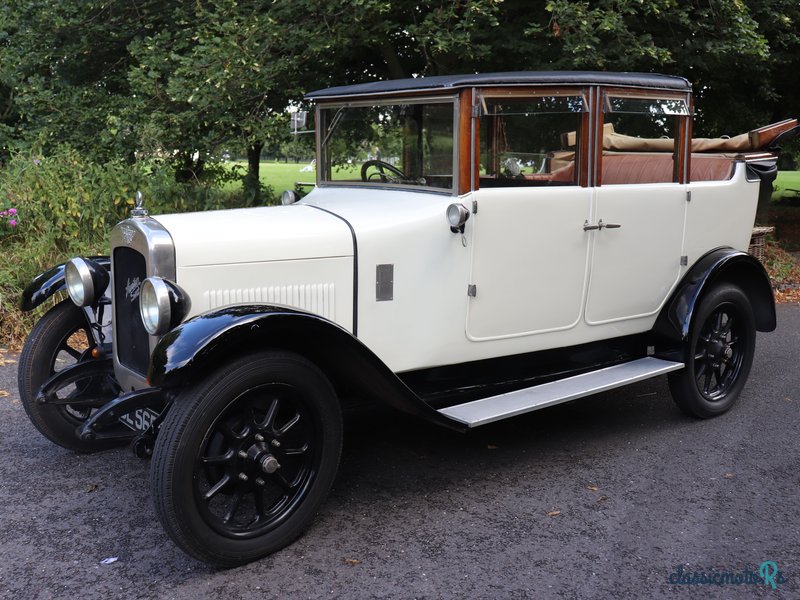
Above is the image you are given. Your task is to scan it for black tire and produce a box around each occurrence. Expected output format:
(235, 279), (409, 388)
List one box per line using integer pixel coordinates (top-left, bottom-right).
(150, 351), (343, 567)
(668, 283), (756, 418)
(18, 300), (122, 453)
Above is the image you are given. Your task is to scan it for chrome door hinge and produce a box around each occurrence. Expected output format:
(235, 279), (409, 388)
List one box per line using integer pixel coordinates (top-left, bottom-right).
(680, 255), (688, 266)
(472, 104), (482, 118)
(686, 191), (692, 202)
(472, 200), (478, 214)
(467, 284), (477, 297)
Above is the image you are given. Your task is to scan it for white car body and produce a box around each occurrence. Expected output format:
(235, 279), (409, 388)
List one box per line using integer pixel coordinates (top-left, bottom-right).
(21, 71), (787, 567)
(152, 159), (756, 374)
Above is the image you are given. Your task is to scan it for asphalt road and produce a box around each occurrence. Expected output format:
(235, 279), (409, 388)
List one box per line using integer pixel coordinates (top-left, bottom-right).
(1, 305), (799, 599)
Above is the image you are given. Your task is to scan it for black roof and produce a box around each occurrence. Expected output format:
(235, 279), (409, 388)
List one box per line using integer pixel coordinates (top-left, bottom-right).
(306, 71), (690, 100)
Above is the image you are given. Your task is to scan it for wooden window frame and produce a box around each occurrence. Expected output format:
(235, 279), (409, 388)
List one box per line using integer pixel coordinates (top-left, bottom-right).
(596, 86), (693, 186)
(463, 86), (591, 193)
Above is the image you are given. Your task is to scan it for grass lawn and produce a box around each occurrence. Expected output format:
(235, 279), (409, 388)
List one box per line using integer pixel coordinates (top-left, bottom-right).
(225, 160), (365, 196)
(774, 170), (800, 200)
(224, 160), (317, 194)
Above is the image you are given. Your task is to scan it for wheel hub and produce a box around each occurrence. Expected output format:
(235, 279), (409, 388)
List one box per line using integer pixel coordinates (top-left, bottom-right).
(244, 442), (281, 474)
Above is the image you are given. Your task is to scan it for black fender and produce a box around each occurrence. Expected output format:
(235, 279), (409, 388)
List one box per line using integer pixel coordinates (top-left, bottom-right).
(654, 248), (776, 342)
(148, 305), (467, 432)
(21, 256), (110, 311)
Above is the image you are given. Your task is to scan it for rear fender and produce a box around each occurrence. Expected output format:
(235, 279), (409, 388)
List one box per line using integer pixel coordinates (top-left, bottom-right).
(148, 305), (466, 432)
(654, 248), (776, 342)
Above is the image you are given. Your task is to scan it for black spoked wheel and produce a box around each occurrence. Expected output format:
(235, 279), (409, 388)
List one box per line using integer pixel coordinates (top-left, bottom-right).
(151, 351), (342, 567)
(668, 284), (756, 418)
(18, 300), (122, 452)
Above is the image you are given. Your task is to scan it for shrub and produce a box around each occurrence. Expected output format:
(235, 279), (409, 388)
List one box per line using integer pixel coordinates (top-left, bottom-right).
(0, 146), (254, 348)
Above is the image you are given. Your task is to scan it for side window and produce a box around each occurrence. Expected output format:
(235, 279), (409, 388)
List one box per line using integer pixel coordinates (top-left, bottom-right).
(478, 95), (585, 188)
(601, 95), (689, 185)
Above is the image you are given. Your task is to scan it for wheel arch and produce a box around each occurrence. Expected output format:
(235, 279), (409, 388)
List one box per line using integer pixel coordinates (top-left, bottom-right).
(21, 256), (110, 311)
(654, 248), (776, 342)
(148, 305), (466, 432)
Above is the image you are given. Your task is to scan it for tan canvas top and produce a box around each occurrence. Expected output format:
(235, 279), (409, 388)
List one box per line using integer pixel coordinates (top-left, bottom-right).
(603, 130), (753, 153)
(563, 119), (797, 153)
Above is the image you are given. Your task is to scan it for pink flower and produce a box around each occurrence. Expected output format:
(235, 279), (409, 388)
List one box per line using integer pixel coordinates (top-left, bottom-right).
(0, 211), (6, 217)
(9, 219), (17, 227)
(8, 208), (16, 215)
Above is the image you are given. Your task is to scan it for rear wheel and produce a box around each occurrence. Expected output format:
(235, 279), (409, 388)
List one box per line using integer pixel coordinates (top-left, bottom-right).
(150, 351), (342, 567)
(668, 284), (756, 418)
(18, 300), (122, 452)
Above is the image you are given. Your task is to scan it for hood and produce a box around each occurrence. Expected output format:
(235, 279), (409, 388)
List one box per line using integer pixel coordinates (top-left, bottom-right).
(153, 205), (353, 268)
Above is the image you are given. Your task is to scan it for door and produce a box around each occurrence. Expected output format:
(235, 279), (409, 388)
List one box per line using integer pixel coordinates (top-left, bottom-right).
(585, 184), (686, 324)
(584, 92), (690, 324)
(465, 91), (592, 340)
(466, 187), (593, 340)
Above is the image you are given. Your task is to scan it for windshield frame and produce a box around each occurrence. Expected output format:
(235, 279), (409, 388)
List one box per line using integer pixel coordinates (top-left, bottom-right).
(315, 94), (460, 196)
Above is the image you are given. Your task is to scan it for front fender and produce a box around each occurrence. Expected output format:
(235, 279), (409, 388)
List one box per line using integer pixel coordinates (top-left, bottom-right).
(148, 305), (466, 432)
(654, 248), (776, 342)
(21, 256), (110, 311)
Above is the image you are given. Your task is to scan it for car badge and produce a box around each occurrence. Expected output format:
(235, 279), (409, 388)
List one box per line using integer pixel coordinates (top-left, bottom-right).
(125, 277), (141, 303)
(119, 224), (136, 245)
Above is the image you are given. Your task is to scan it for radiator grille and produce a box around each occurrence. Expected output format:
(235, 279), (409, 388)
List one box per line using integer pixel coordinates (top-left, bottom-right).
(204, 283), (335, 320)
(113, 247), (150, 375)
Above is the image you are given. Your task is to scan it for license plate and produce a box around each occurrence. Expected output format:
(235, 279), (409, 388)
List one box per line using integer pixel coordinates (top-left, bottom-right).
(119, 408), (160, 432)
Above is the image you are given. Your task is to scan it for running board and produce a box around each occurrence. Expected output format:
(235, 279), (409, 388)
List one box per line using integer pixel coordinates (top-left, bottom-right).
(437, 357), (684, 428)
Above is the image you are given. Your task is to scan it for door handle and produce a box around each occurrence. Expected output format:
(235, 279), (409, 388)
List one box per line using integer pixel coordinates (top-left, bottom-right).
(601, 220), (622, 229)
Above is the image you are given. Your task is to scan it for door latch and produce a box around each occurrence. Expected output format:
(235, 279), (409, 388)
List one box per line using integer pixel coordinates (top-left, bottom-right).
(583, 220), (601, 231)
(583, 219), (622, 231)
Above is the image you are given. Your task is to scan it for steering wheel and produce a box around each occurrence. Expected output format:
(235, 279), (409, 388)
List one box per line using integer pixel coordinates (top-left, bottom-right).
(360, 159), (408, 183)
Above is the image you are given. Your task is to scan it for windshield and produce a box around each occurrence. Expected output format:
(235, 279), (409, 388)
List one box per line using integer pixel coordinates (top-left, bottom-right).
(318, 99), (456, 192)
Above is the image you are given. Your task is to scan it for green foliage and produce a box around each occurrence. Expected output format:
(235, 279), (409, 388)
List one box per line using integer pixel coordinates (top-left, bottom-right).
(0, 1), (175, 161)
(2, 0), (800, 346)
(494, 0), (790, 136)
(0, 146), (254, 347)
(3, 0), (799, 161)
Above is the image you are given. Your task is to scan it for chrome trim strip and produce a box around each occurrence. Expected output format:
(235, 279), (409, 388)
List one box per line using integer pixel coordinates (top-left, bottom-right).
(110, 217), (176, 391)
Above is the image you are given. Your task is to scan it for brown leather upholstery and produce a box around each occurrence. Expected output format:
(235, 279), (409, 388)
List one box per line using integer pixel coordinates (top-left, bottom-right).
(601, 152), (734, 184)
(690, 154), (736, 182)
(602, 153), (675, 184)
(480, 152), (734, 187)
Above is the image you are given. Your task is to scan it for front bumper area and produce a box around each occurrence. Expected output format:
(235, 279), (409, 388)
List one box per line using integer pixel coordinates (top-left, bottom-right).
(78, 387), (166, 443)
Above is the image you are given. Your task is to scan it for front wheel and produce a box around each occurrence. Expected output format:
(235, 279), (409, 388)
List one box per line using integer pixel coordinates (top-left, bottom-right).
(150, 351), (343, 567)
(668, 283), (756, 418)
(18, 300), (122, 452)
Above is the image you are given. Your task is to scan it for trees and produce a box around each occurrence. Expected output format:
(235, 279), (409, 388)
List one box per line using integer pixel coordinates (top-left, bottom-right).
(0, 1), (177, 162)
(464, 0), (797, 137)
(127, 0), (295, 201)
(1, 0), (798, 181)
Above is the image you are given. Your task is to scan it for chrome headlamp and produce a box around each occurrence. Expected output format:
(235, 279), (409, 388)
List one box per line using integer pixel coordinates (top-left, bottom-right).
(64, 257), (110, 307)
(281, 189), (299, 205)
(446, 203), (470, 232)
(139, 277), (191, 335)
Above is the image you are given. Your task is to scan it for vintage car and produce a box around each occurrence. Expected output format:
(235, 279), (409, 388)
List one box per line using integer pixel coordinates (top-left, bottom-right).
(17, 72), (797, 566)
